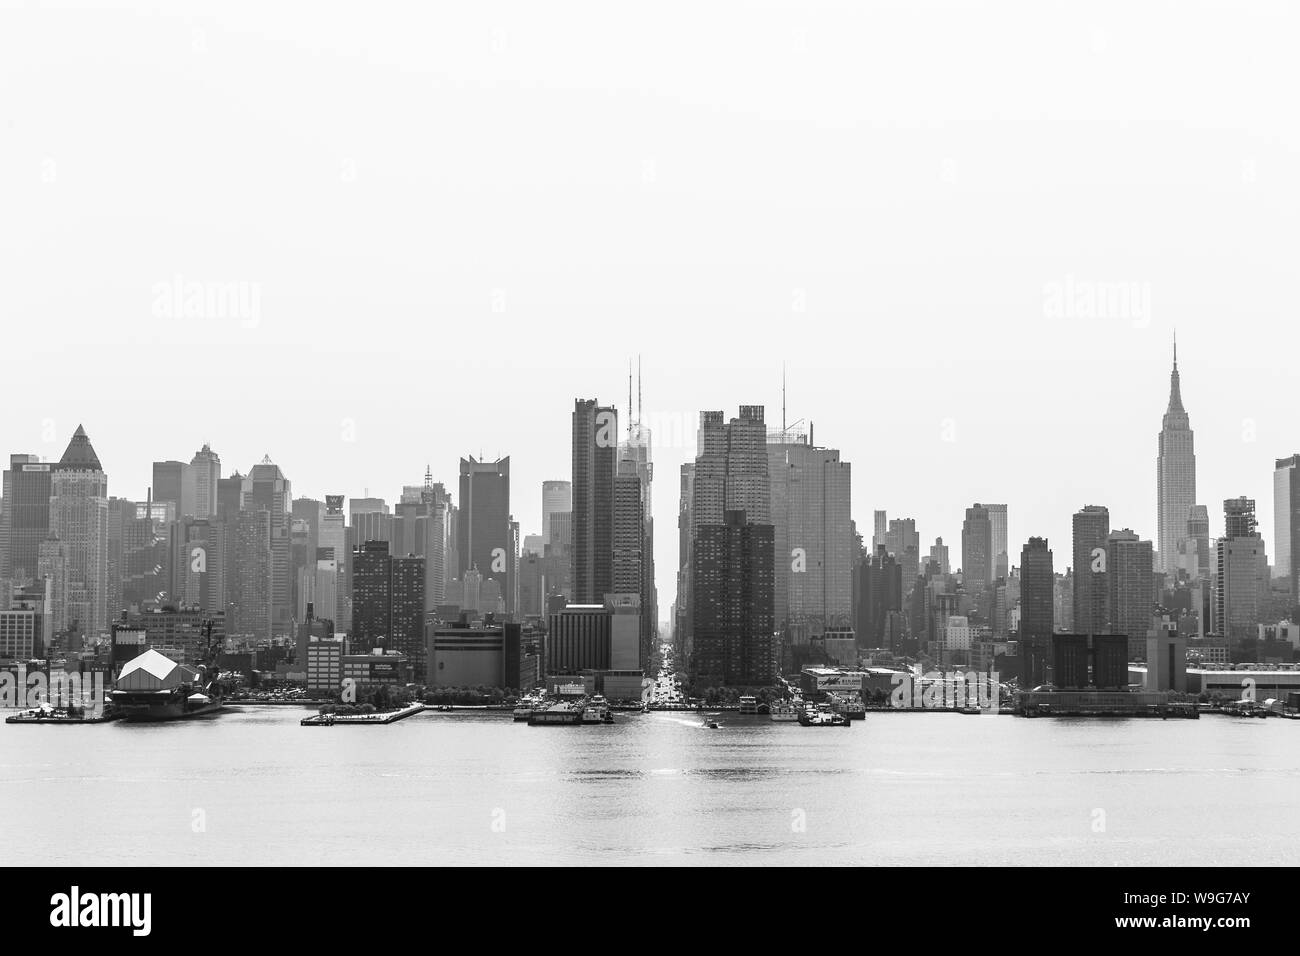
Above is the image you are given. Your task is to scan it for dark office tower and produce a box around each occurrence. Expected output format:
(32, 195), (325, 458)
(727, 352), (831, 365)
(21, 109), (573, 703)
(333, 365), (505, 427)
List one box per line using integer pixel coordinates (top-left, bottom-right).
(457, 456), (511, 606)
(1157, 336), (1196, 575)
(390, 553), (426, 673)
(2, 454), (52, 582)
(691, 510), (775, 686)
(688, 406), (771, 667)
(855, 545), (903, 648)
(229, 509), (271, 642)
(49, 427), (109, 640)
(150, 463), (187, 520)
(572, 399), (617, 604)
(1072, 505), (1111, 634)
(351, 540), (426, 672)
(104, 496), (131, 620)
(1020, 538), (1054, 642)
(216, 472), (244, 520)
(243, 457), (292, 630)
(518, 551), (544, 618)
(351, 541), (393, 649)
(1106, 529), (1155, 660)
(961, 504), (993, 591)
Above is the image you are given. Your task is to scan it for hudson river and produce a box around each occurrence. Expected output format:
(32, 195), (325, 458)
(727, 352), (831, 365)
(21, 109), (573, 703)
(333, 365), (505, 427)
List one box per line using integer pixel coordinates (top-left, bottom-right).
(4, 708), (1297, 865)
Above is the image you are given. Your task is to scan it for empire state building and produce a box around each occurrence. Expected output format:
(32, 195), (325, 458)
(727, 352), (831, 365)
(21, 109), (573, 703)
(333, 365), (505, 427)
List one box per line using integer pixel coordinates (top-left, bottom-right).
(1157, 338), (1196, 575)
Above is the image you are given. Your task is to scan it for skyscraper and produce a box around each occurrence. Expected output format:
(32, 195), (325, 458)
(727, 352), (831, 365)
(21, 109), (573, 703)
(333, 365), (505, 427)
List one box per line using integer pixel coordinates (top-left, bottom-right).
(1106, 529), (1154, 659)
(351, 539), (427, 673)
(675, 462), (694, 646)
(2, 454), (52, 583)
(1019, 537), (1054, 641)
(1185, 504), (1211, 580)
(1215, 497), (1269, 640)
(152, 460), (194, 519)
(689, 407), (774, 684)
(855, 545), (902, 648)
(541, 480), (572, 550)
(319, 495), (347, 625)
(1273, 455), (1300, 598)
(572, 399), (616, 604)
(457, 456), (511, 608)
(1072, 505), (1110, 634)
(768, 430), (852, 639)
(619, 387), (657, 671)
(48, 426), (109, 640)
(693, 406), (769, 527)
(189, 443), (221, 519)
(961, 504), (993, 590)
(691, 509), (775, 685)
(1157, 337), (1196, 575)
(986, 504), (1008, 581)
(229, 509), (272, 641)
(243, 456), (293, 630)
(928, 537), (950, 576)
(612, 467), (644, 597)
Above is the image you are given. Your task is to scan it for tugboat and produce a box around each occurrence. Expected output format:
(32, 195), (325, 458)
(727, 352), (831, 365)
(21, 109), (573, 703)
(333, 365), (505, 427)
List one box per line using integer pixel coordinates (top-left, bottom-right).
(512, 696), (538, 721)
(581, 694), (614, 724)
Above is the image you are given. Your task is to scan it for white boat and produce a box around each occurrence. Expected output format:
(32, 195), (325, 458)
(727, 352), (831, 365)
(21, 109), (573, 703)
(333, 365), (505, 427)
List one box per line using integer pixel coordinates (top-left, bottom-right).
(769, 700), (800, 722)
(512, 699), (536, 721)
(738, 695), (759, 715)
(581, 694), (613, 724)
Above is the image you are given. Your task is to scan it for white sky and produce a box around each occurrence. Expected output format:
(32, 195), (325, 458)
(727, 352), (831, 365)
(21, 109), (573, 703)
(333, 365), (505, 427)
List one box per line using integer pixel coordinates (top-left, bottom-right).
(3, 1), (1298, 621)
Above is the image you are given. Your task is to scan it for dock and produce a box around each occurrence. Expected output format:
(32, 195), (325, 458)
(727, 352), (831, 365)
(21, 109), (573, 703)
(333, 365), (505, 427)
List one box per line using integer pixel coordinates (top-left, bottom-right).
(300, 703), (425, 726)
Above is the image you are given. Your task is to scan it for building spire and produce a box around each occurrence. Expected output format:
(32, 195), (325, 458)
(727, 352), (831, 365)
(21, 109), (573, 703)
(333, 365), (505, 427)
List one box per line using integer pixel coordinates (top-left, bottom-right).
(1165, 334), (1186, 418)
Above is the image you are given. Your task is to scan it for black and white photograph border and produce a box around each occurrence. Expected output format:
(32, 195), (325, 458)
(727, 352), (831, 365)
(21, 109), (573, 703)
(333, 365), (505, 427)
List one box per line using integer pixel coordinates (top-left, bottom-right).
(0, 0), (1295, 924)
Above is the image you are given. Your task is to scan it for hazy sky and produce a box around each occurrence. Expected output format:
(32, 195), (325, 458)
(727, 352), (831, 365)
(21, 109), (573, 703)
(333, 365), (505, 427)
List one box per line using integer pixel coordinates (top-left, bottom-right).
(3, 1), (1298, 620)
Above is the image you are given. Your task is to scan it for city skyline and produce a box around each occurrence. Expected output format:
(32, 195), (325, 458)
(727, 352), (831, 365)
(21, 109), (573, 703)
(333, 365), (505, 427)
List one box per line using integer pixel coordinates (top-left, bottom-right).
(5, 339), (1298, 625)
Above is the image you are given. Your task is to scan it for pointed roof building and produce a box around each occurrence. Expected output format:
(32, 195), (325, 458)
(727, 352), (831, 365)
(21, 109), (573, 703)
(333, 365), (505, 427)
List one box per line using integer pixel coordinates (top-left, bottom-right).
(1157, 335), (1196, 576)
(56, 424), (103, 472)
